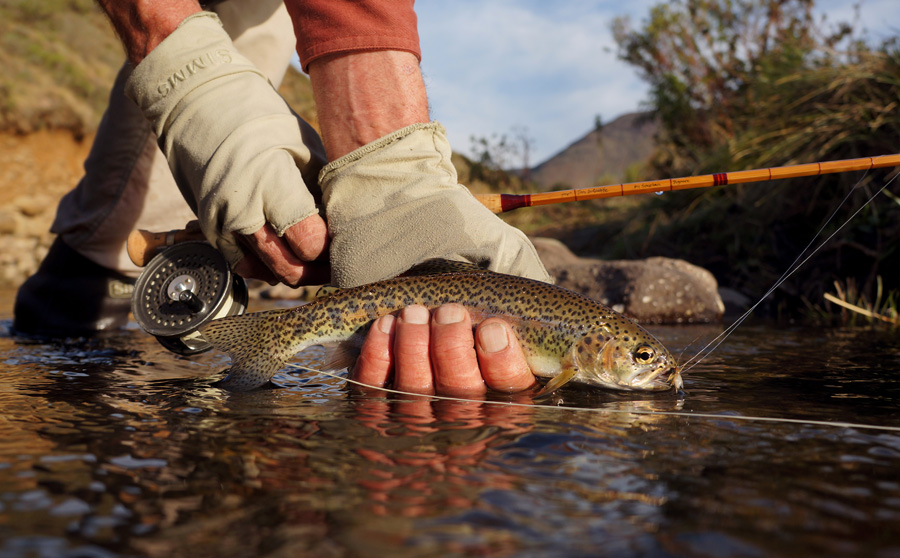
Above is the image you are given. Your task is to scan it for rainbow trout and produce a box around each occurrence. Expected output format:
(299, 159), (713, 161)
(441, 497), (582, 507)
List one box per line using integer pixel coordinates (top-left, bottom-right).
(199, 261), (681, 394)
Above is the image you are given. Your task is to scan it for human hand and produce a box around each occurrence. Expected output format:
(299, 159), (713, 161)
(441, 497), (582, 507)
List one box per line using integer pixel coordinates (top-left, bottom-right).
(125, 12), (329, 287)
(351, 303), (538, 397)
(232, 216), (330, 286)
(320, 122), (551, 288)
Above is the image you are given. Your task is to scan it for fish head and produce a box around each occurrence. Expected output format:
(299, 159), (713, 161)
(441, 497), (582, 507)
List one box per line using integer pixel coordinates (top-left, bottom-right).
(572, 321), (681, 392)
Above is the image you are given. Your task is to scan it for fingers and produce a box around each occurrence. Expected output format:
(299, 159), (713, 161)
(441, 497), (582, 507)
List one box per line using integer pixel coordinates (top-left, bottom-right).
(351, 314), (395, 389)
(283, 215), (330, 261)
(234, 215), (331, 286)
(392, 306), (435, 394)
(474, 318), (538, 393)
(351, 305), (437, 394)
(231, 251), (280, 285)
(429, 304), (485, 397)
(351, 304), (536, 396)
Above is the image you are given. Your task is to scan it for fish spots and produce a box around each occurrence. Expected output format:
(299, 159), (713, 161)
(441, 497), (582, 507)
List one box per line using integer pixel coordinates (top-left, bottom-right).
(326, 306), (344, 329)
(203, 264), (675, 393)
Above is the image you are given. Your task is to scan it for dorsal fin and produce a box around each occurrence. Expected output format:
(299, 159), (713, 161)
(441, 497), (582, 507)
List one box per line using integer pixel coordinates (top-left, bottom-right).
(314, 285), (341, 298)
(400, 258), (488, 277)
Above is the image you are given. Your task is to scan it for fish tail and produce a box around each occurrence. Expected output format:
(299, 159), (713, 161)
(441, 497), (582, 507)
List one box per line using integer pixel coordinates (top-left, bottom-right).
(199, 310), (298, 392)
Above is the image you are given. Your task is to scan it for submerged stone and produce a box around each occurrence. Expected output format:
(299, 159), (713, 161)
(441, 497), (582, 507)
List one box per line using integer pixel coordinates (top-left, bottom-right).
(532, 237), (725, 324)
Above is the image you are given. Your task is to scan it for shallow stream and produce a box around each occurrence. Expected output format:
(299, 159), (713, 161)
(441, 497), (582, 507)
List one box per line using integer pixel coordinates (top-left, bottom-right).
(1, 292), (899, 557)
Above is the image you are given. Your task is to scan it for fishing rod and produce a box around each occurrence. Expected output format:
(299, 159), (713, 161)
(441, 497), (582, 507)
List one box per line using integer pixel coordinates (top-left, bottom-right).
(127, 153), (900, 266)
(473, 153), (900, 213)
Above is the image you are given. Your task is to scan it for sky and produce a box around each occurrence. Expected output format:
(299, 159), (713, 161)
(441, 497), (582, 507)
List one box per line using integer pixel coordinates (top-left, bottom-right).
(405, 0), (900, 166)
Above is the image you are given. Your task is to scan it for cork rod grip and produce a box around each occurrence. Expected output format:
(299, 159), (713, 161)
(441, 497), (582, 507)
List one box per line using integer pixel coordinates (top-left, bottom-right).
(126, 224), (206, 267)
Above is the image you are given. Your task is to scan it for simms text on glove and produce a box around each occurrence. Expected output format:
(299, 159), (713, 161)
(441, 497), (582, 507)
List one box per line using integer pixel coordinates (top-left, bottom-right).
(320, 122), (551, 287)
(125, 11), (326, 267)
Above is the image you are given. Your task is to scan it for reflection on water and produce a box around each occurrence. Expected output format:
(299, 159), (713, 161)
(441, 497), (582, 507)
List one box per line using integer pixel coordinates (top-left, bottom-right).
(0, 309), (899, 557)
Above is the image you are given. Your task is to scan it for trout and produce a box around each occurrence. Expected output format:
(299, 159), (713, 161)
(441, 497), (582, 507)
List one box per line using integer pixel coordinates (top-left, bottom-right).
(199, 260), (681, 394)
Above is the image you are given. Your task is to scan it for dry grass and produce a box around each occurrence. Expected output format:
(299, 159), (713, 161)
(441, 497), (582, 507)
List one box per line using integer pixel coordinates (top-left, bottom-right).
(574, 46), (900, 321)
(821, 277), (899, 326)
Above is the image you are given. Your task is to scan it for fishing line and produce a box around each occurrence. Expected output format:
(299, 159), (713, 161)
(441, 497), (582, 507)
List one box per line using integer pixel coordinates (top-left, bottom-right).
(680, 168), (899, 372)
(284, 363), (900, 434)
(681, 171), (867, 369)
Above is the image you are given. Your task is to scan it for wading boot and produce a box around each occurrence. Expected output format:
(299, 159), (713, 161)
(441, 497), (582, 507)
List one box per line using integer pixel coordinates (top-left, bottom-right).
(13, 238), (135, 337)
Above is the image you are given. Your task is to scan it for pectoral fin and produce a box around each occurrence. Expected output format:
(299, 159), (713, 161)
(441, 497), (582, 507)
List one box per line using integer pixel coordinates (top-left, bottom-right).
(533, 342), (583, 398)
(322, 330), (368, 371)
(533, 365), (579, 399)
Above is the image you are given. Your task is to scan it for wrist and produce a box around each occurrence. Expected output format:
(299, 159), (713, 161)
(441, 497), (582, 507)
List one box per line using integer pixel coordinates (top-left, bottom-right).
(97, 0), (202, 64)
(125, 12), (257, 138)
(309, 50), (429, 159)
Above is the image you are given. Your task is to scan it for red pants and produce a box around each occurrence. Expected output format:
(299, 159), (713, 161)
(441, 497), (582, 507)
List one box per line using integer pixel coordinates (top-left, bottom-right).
(285, 0), (421, 71)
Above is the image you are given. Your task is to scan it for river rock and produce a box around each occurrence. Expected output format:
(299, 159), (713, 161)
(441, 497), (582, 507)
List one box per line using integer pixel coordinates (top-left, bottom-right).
(0, 209), (17, 235)
(14, 194), (54, 218)
(532, 237), (724, 324)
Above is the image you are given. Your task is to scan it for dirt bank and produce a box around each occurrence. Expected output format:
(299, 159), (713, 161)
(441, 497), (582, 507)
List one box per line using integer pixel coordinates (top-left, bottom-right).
(0, 131), (93, 286)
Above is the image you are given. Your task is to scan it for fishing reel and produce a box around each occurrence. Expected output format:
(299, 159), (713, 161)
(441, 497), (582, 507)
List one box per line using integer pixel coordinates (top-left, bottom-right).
(129, 229), (247, 355)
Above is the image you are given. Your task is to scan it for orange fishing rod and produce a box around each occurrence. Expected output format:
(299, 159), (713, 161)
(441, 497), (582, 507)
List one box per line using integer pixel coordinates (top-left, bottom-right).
(128, 153), (900, 265)
(473, 153), (900, 214)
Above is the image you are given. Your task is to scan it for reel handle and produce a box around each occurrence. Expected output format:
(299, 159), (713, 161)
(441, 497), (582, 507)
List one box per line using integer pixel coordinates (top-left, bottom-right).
(127, 222), (205, 267)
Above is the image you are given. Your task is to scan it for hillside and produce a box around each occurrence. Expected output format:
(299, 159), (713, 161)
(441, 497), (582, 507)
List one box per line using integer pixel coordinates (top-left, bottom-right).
(0, 0), (318, 136)
(0, 0), (121, 136)
(529, 112), (658, 190)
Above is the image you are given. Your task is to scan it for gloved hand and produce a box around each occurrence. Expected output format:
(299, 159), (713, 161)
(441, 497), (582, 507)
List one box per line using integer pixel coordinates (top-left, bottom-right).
(320, 122), (551, 287)
(125, 12), (328, 285)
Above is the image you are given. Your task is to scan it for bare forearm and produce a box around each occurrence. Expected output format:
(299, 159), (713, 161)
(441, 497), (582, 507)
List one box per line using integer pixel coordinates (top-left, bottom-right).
(96, 0), (201, 64)
(283, 0), (428, 159)
(308, 50), (430, 160)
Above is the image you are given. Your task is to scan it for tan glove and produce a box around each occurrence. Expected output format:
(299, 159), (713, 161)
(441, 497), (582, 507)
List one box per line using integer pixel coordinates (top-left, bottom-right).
(321, 122), (551, 287)
(125, 12), (326, 269)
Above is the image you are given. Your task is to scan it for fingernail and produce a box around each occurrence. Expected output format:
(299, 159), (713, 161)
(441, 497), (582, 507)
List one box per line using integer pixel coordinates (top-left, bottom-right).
(401, 305), (429, 324)
(377, 314), (395, 334)
(434, 304), (466, 325)
(478, 322), (509, 353)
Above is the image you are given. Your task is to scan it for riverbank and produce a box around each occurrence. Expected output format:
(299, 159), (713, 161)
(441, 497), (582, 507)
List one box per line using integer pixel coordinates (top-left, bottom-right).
(0, 131), (93, 286)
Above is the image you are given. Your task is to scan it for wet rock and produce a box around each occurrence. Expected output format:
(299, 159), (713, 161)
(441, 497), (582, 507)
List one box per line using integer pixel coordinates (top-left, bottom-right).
(532, 237), (583, 269)
(533, 237), (724, 324)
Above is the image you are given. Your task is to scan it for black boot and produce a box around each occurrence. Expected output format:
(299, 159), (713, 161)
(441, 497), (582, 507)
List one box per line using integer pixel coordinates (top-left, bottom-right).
(13, 238), (135, 337)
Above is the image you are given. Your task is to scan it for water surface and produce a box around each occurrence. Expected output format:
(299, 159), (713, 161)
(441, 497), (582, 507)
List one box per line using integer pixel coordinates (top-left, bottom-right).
(1, 293), (899, 557)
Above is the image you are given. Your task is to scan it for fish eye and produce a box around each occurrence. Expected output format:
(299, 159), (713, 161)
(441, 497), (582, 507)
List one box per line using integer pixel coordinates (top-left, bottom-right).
(634, 345), (656, 364)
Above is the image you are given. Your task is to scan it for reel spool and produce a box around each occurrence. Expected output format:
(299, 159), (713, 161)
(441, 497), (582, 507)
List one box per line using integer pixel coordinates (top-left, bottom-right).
(132, 241), (248, 355)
